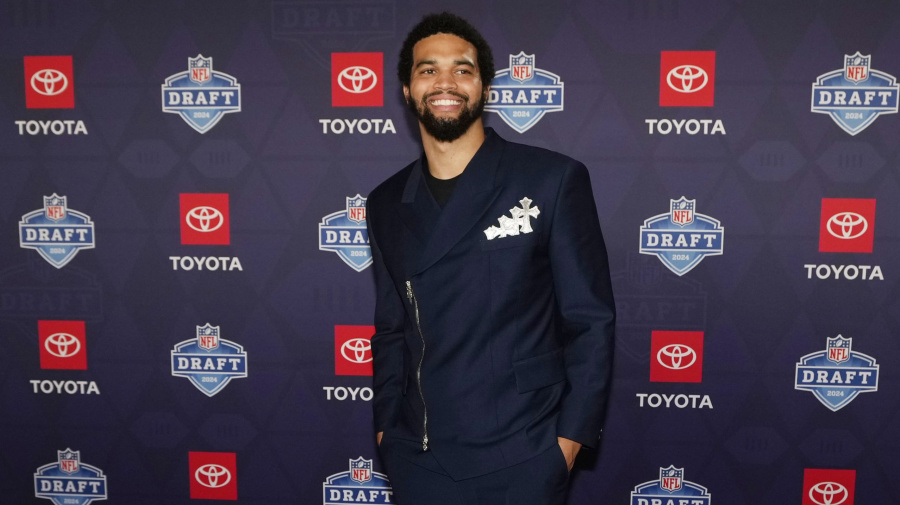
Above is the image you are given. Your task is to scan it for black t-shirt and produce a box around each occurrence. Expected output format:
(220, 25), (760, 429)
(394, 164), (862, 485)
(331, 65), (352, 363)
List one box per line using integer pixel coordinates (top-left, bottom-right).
(423, 163), (461, 208)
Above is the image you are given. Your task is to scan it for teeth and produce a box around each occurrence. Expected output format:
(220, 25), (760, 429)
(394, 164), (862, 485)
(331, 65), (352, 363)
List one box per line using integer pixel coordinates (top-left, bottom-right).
(431, 99), (461, 106)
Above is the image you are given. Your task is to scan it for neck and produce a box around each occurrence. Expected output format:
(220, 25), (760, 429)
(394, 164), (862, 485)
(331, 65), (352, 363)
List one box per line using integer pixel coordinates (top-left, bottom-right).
(420, 119), (485, 180)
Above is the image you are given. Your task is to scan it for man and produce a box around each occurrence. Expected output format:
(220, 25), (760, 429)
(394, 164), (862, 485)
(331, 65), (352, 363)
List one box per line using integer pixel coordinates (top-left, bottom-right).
(366, 12), (615, 504)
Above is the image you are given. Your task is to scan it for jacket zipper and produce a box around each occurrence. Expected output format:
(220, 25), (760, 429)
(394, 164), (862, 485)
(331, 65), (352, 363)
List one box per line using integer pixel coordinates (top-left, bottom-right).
(405, 280), (429, 451)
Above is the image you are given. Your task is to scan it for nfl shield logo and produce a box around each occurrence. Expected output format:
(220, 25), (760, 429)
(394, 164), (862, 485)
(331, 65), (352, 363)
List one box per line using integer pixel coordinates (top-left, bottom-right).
(349, 457), (372, 484)
(189, 55), (212, 85)
(844, 52), (870, 83)
(346, 195), (367, 224)
(659, 466), (683, 492)
(44, 194), (67, 221)
(58, 449), (80, 474)
(510, 52), (534, 83)
(669, 197), (695, 227)
(827, 336), (851, 364)
(196, 324), (220, 351)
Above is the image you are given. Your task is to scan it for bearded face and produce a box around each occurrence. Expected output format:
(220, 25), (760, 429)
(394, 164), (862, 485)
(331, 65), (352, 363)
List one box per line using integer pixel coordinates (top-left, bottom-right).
(407, 89), (486, 142)
(405, 33), (488, 142)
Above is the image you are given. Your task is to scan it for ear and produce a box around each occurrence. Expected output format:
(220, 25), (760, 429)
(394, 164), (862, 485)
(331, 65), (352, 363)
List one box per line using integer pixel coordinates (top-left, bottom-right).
(403, 85), (410, 104)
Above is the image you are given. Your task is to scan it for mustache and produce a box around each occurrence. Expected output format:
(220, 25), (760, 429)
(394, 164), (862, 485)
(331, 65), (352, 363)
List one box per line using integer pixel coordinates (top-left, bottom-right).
(423, 90), (469, 102)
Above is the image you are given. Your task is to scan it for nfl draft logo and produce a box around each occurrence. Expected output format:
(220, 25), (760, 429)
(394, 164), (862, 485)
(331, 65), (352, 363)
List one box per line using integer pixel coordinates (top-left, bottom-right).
(171, 324), (248, 397)
(319, 195), (372, 272)
(20, 194), (95, 269)
(639, 197), (724, 276)
(811, 52), (899, 135)
(795, 335), (879, 411)
(162, 55), (241, 133)
(630, 466), (710, 505)
(485, 52), (564, 133)
(323, 457), (393, 504)
(34, 449), (107, 505)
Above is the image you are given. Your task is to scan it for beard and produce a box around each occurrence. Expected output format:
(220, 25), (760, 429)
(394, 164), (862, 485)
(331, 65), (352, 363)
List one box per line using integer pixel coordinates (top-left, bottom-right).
(408, 90), (486, 142)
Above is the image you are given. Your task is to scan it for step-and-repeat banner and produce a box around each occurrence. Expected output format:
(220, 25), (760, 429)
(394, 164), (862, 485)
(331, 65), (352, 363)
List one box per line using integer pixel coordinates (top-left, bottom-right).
(2, 1), (898, 504)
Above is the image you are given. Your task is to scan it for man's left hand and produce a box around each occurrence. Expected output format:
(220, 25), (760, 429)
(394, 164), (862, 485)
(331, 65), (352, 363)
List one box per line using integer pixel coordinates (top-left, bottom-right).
(557, 437), (582, 471)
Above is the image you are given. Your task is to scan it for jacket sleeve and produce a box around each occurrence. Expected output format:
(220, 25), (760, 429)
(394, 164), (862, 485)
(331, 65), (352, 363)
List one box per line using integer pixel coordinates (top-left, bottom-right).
(366, 204), (407, 433)
(549, 162), (616, 449)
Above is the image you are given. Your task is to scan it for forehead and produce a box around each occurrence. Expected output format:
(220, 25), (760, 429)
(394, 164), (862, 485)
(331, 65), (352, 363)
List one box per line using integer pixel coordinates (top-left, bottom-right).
(412, 33), (478, 65)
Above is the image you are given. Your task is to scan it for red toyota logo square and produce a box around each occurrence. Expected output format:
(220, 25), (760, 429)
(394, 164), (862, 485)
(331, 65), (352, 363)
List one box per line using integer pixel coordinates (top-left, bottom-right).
(332, 53), (383, 107)
(180, 193), (230, 245)
(39, 320), (87, 370)
(189, 451), (238, 500)
(819, 198), (876, 253)
(335, 325), (374, 376)
(659, 51), (715, 107)
(649, 331), (703, 383)
(802, 469), (855, 505)
(24, 56), (75, 109)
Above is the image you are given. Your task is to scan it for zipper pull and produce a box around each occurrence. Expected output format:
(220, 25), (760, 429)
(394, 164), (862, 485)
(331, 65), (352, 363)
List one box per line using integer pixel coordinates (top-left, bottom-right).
(422, 435), (429, 451)
(405, 280), (413, 303)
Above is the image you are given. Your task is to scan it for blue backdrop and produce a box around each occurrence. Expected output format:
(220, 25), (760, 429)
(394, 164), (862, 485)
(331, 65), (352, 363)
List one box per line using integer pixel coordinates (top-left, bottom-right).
(2, 1), (898, 504)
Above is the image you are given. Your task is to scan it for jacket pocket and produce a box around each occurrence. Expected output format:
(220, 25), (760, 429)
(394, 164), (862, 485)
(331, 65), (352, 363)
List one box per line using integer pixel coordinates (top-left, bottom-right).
(480, 231), (538, 251)
(513, 348), (566, 393)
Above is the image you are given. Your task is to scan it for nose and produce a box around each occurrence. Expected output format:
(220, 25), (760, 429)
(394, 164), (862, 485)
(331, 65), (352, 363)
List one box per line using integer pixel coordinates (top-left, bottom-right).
(433, 69), (457, 91)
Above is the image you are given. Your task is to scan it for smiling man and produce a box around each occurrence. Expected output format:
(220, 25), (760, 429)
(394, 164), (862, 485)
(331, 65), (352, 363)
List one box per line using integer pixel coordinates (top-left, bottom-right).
(365, 12), (616, 505)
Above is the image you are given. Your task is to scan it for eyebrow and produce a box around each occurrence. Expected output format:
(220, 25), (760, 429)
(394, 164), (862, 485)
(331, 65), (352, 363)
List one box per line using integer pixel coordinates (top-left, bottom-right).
(414, 59), (476, 70)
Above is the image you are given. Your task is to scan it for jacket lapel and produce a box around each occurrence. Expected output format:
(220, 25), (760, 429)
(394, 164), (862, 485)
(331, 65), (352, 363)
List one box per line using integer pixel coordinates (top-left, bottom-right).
(412, 130), (505, 275)
(392, 156), (440, 249)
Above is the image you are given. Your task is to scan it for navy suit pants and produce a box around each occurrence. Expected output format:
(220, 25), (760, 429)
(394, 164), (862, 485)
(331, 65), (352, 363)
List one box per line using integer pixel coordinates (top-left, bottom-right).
(379, 442), (570, 505)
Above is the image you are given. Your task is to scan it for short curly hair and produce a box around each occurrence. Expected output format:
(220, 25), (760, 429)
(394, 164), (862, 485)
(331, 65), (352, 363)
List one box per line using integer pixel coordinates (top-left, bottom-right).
(397, 12), (494, 91)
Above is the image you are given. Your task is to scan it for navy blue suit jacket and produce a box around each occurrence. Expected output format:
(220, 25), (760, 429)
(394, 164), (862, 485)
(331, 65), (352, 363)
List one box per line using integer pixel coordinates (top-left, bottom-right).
(367, 129), (615, 480)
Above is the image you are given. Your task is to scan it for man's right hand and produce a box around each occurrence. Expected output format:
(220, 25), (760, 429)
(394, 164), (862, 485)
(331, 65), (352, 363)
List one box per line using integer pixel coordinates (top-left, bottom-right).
(376, 431), (383, 446)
